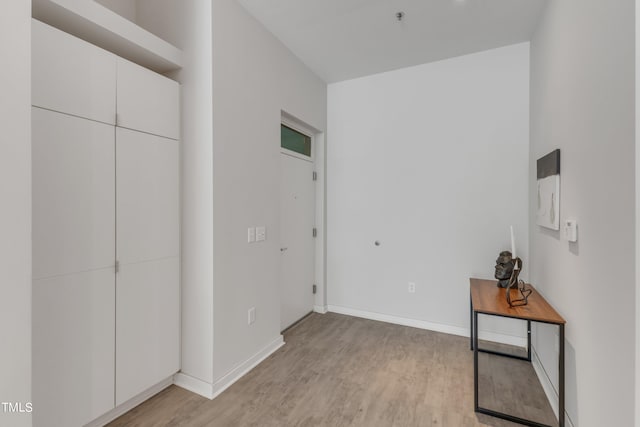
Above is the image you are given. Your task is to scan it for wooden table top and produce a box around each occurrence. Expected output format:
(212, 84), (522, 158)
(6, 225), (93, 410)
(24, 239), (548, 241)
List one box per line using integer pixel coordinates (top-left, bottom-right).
(470, 278), (565, 325)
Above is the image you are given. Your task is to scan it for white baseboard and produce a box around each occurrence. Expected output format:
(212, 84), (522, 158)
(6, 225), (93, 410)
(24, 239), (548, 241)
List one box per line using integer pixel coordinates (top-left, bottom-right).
(328, 305), (468, 336)
(174, 335), (285, 400)
(327, 305), (527, 348)
(314, 305), (328, 314)
(173, 372), (215, 399)
(210, 335), (285, 400)
(531, 347), (575, 427)
(84, 376), (174, 427)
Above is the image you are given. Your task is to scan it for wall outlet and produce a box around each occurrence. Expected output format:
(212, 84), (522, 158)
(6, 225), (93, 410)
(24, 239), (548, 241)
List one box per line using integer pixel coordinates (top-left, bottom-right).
(248, 307), (256, 325)
(247, 227), (256, 243)
(408, 282), (416, 293)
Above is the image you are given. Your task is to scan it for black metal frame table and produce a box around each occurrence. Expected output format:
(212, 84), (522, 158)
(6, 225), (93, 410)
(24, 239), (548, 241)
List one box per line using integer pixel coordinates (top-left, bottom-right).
(469, 278), (566, 427)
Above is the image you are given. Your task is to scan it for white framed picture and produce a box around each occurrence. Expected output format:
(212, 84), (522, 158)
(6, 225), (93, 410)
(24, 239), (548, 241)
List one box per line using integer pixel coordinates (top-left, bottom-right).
(536, 149), (560, 230)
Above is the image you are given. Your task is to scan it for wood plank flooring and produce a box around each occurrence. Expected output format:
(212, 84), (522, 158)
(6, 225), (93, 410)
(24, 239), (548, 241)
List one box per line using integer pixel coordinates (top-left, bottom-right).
(108, 312), (556, 427)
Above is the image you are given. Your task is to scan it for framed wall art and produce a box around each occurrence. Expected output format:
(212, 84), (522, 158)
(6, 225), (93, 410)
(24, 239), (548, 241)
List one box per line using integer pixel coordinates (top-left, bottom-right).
(536, 149), (560, 230)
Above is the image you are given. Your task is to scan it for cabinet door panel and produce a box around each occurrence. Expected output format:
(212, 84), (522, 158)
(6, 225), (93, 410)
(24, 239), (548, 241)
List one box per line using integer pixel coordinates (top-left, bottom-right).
(32, 107), (115, 280)
(117, 58), (179, 139)
(33, 269), (115, 427)
(116, 128), (179, 264)
(116, 257), (180, 405)
(32, 19), (116, 124)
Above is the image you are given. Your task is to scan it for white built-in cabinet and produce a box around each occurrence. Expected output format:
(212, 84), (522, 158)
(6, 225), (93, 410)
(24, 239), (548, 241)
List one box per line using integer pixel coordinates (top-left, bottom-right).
(115, 127), (180, 406)
(32, 19), (180, 427)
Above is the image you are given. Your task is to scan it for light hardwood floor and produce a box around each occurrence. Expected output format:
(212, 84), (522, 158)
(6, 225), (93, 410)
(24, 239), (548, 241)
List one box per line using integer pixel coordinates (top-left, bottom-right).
(108, 312), (557, 427)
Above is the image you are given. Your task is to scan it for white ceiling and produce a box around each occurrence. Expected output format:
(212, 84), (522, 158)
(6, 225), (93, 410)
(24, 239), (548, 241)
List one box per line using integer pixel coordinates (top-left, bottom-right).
(237, 0), (548, 83)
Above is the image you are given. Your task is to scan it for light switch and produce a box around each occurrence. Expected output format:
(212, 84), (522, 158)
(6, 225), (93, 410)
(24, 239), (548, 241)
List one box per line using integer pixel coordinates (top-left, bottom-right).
(248, 307), (256, 325)
(564, 219), (577, 242)
(256, 226), (266, 242)
(248, 227), (256, 243)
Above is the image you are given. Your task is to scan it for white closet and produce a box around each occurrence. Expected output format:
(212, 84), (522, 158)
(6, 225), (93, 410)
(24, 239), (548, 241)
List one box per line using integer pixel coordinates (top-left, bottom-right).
(32, 20), (180, 427)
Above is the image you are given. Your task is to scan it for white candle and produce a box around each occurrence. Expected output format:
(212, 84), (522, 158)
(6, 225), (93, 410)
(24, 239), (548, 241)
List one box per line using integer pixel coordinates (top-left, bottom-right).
(510, 225), (516, 259)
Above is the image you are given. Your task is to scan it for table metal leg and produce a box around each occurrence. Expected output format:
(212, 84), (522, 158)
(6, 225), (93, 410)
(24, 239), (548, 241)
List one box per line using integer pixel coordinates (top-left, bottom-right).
(473, 310), (479, 411)
(470, 293), (474, 351)
(559, 324), (565, 427)
(527, 320), (532, 362)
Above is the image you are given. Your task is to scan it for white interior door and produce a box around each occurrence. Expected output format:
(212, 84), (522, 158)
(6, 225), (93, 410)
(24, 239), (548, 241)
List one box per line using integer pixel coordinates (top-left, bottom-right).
(280, 152), (315, 331)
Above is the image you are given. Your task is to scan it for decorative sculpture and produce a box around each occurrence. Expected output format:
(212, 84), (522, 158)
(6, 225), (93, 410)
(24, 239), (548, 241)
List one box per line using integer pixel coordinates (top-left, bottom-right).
(494, 251), (516, 288)
(494, 250), (532, 307)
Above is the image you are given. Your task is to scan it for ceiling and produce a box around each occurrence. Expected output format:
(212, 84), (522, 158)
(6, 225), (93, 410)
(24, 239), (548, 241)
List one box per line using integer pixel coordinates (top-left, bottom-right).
(237, 0), (548, 83)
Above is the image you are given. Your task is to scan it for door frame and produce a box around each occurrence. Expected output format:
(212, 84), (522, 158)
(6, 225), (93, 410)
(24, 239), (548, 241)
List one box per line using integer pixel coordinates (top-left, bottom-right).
(280, 111), (327, 315)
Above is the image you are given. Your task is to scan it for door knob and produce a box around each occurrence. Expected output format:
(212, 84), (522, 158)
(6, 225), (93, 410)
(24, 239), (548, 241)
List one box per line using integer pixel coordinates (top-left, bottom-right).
(280, 247), (288, 252)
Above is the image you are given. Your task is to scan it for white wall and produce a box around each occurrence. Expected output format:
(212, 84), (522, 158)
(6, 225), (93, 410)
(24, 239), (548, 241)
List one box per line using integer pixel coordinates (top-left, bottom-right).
(94, 0), (137, 23)
(137, 0), (326, 392)
(0, 1), (31, 426)
(135, 0), (181, 49)
(211, 0), (326, 382)
(530, 1), (635, 426)
(135, 0), (215, 386)
(327, 43), (530, 341)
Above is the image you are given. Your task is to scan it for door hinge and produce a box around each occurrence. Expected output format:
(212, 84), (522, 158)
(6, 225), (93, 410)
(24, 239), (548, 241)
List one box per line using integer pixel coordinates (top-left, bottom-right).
(312, 171), (317, 181)
(313, 284), (317, 294)
(115, 113), (119, 127)
(115, 260), (120, 274)
(312, 227), (317, 238)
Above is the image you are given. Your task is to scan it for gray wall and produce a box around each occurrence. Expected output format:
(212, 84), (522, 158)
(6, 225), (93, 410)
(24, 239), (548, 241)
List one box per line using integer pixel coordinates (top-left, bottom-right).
(530, 1), (635, 425)
(132, 0), (327, 392)
(94, 0), (137, 23)
(0, 1), (31, 426)
(327, 43), (530, 341)
(135, 0), (216, 385)
(211, 0), (327, 382)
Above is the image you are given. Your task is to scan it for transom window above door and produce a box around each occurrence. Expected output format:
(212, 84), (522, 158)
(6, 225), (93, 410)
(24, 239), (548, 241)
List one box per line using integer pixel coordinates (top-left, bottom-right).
(281, 124), (311, 157)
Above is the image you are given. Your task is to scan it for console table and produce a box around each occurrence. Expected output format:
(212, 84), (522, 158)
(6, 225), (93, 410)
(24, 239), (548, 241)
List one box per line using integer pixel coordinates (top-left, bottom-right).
(469, 278), (566, 427)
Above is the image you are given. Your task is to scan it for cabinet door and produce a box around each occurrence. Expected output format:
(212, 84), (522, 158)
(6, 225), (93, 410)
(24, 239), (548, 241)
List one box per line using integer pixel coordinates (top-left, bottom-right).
(32, 107), (115, 280)
(33, 269), (115, 427)
(117, 58), (180, 139)
(32, 19), (116, 124)
(115, 127), (180, 404)
(32, 107), (116, 426)
(116, 128), (179, 264)
(115, 257), (180, 405)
